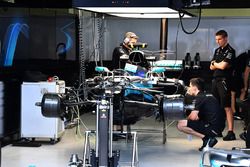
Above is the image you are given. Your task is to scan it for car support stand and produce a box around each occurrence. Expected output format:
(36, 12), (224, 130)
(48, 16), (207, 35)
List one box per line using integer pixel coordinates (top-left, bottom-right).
(82, 94), (138, 167)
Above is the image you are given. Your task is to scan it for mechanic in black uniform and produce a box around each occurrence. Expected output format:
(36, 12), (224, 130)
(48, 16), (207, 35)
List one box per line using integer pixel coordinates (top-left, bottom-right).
(240, 51), (250, 103)
(235, 52), (250, 141)
(231, 51), (250, 118)
(111, 32), (139, 140)
(177, 78), (225, 151)
(210, 29), (236, 141)
(111, 32), (139, 70)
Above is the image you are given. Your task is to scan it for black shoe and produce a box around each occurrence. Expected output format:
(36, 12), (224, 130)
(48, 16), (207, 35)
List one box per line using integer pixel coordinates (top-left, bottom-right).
(223, 131), (236, 141)
(199, 138), (209, 151)
(208, 138), (218, 148)
(234, 115), (242, 120)
(199, 137), (218, 151)
(239, 132), (247, 141)
(234, 113), (243, 120)
(216, 132), (223, 137)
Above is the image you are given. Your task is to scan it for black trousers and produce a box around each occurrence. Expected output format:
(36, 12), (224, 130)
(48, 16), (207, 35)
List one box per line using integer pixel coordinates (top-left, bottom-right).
(212, 78), (231, 108)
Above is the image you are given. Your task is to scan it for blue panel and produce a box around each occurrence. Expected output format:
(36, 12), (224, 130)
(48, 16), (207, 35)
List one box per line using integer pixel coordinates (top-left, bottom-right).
(1, 22), (29, 67)
(59, 22), (74, 54)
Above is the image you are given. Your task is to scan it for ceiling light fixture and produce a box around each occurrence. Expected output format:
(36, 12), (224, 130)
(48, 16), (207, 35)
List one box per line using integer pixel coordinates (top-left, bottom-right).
(109, 13), (191, 18)
(78, 7), (191, 18)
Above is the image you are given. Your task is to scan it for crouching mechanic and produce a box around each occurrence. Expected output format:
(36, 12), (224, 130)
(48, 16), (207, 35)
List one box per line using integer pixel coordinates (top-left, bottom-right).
(177, 78), (225, 151)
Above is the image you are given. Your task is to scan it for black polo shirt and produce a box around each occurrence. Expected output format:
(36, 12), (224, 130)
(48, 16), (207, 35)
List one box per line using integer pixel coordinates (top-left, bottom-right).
(194, 92), (225, 129)
(212, 43), (236, 78)
(231, 52), (250, 80)
(112, 44), (130, 70)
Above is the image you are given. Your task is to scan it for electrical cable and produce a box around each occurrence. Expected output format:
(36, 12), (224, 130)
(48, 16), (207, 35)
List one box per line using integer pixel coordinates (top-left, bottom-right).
(89, 14), (106, 67)
(73, 107), (83, 137)
(178, 0), (202, 34)
(64, 10), (93, 135)
(93, 15), (100, 66)
(78, 10), (87, 100)
(96, 15), (105, 66)
(66, 92), (89, 138)
(175, 21), (185, 80)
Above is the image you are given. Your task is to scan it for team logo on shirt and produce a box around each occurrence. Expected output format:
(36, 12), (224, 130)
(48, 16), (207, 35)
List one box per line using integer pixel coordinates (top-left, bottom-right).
(226, 52), (232, 60)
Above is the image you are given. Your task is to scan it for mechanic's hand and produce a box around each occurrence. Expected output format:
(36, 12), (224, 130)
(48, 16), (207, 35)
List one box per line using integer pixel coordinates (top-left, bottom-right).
(188, 110), (199, 120)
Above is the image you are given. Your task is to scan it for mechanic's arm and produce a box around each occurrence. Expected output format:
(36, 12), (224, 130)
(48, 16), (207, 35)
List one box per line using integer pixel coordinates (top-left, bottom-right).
(187, 110), (199, 120)
(210, 60), (230, 70)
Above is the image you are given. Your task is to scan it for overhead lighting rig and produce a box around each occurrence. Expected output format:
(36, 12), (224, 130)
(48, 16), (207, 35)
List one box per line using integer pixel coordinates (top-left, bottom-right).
(80, 7), (191, 18)
(73, 0), (192, 18)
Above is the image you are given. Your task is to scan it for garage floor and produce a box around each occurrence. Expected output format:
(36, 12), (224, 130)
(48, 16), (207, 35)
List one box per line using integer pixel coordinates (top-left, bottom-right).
(1, 113), (247, 167)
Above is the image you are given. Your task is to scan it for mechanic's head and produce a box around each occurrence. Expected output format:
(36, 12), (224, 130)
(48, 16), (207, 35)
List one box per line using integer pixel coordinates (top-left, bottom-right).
(187, 78), (205, 96)
(123, 32), (139, 46)
(215, 29), (228, 48)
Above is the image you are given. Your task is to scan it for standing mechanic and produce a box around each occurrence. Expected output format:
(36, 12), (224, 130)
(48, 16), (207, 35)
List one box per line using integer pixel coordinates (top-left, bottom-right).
(240, 52), (250, 102)
(237, 52), (250, 141)
(177, 78), (225, 151)
(111, 32), (139, 70)
(231, 51), (250, 118)
(210, 29), (236, 141)
(111, 32), (139, 140)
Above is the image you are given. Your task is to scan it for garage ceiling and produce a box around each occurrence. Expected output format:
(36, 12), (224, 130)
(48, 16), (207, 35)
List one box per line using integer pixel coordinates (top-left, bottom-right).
(1, 0), (250, 17)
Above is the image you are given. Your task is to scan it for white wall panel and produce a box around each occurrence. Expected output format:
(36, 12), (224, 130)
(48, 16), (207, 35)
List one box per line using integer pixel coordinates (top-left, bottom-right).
(168, 18), (250, 61)
(103, 17), (250, 61)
